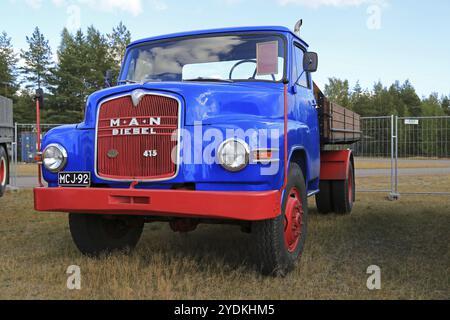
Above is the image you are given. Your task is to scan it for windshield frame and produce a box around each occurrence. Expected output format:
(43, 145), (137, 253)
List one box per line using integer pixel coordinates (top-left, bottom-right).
(119, 31), (288, 84)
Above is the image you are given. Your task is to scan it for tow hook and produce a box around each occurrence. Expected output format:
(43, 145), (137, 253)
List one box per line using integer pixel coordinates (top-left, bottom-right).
(169, 219), (199, 233)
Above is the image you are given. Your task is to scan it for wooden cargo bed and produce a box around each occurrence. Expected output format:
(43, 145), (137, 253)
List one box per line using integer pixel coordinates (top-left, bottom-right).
(314, 83), (361, 146)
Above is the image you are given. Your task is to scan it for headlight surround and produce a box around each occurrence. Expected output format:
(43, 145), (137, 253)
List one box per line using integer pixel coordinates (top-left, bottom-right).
(42, 143), (68, 173)
(217, 139), (250, 172)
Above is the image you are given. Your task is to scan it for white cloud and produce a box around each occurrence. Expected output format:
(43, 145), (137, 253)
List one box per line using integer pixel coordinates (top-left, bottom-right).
(51, 0), (66, 6)
(77, 0), (143, 16)
(149, 0), (168, 11)
(278, 0), (388, 8)
(25, 0), (43, 9)
(15, 0), (151, 16)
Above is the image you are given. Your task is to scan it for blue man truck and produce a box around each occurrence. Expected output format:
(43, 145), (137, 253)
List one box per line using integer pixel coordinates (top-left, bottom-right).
(0, 96), (13, 197)
(33, 24), (361, 276)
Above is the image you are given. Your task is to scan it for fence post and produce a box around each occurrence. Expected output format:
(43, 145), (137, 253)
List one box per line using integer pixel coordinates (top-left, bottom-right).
(394, 116), (399, 197)
(389, 115), (400, 200)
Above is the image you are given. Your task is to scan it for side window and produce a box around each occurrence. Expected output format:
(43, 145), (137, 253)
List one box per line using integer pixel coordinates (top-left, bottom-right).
(293, 45), (310, 88)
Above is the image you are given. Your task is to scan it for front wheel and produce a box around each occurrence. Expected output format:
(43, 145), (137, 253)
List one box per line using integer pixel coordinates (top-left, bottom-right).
(0, 146), (9, 197)
(252, 163), (308, 276)
(69, 214), (144, 257)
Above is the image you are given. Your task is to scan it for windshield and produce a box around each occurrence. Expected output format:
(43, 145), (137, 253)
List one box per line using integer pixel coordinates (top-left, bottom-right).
(121, 33), (285, 83)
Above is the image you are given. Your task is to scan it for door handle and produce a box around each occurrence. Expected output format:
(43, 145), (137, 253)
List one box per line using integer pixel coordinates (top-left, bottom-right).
(311, 100), (319, 109)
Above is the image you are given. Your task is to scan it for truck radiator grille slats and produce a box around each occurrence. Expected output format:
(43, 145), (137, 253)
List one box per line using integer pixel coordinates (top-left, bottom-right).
(96, 94), (179, 181)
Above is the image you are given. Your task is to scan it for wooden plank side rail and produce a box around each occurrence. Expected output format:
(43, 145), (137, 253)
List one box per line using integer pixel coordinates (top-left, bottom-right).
(313, 82), (362, 146)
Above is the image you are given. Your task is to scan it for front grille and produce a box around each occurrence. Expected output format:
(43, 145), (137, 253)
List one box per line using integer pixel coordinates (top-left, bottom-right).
(96, 94), (179, 181)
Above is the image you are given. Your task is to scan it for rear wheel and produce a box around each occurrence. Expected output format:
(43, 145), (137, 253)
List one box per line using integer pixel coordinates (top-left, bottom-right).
(253, 163), (308, 276)
(331, 162), (355, 214)
(69, 214), (144, 257)
(0, 146), (8, 197)
(315, 180), (332, 214)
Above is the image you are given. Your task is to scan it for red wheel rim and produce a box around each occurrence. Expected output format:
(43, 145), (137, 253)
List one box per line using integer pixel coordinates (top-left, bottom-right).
(284, 187), (304, 253)
(348, 168), (353, 204)
(0, 157), (5, 187)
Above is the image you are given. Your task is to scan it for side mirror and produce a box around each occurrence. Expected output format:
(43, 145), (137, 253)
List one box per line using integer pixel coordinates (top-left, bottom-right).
(303, 52), (318, 73)
(104, 70), (113, 88)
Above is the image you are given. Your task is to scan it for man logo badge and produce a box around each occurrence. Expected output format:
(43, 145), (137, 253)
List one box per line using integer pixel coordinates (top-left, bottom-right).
(107, 149), (119, 159)
(131, 89), (147, 107)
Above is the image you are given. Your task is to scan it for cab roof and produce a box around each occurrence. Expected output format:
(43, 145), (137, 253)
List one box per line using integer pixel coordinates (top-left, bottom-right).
(128, 26), (309, 49)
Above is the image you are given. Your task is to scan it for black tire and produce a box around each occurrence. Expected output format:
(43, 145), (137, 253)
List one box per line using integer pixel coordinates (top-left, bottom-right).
(315, 180), (332, 214)
(331, 162), (355, 214)
(69, 214), (144, 257)
(0, 146), (8, 197)
(252, 163), (308, 276)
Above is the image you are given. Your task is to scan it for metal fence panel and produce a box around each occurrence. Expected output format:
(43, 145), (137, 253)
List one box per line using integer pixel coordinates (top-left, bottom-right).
(353, 116), (393, 158)
(354, 116), (450, 197)
(14, 123), (65, 162)
(10, 123), (64, 188)
(353, 116), (396, 195)
(397, 116), (450, 159)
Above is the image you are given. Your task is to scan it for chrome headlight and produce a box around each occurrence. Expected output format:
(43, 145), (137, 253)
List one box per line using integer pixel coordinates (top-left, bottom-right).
(217, 139), (249, 172)
(42, 143), (67, 173)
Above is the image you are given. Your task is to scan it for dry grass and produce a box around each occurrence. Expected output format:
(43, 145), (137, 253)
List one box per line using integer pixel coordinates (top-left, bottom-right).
(358, 173), (450, 193)
(0, 176), (449, 300)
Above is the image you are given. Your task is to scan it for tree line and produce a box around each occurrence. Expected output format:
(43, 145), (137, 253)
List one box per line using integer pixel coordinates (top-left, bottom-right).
(0, 23), (130, 123)
(324, 78), (449, 118)
(1, 24), (449, 125)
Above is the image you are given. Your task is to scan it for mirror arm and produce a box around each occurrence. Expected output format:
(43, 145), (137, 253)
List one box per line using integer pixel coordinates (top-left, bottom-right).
(293, 70), (306, 88)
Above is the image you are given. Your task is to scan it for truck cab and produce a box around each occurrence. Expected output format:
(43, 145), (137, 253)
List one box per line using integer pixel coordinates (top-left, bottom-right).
(34, 25), (357, 275)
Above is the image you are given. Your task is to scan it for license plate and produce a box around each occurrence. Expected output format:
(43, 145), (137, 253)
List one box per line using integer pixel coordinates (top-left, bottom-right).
(58, 172), (91, 187)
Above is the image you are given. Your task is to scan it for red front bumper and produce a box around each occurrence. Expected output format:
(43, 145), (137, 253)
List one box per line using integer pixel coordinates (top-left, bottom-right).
(34, 187), (281, 221)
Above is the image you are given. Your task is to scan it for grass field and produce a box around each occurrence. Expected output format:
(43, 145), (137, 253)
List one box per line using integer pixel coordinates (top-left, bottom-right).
(0, 175), (449, 300)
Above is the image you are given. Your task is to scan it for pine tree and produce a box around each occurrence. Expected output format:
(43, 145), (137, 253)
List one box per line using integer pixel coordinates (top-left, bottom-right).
(85, 25), (114, 90)
(0, 31), (18, 98)
(441, 95), (450, 116)
(49, 28), (89, 121)
(108, 22), (131, 82)
(350, 81), (372, 116)
(49, 26), (116, 122)
(400, 80), (421, 116)
(388, 81), (407, 116)
(324, 77), (351, 108)
(20, 27), (53, 90)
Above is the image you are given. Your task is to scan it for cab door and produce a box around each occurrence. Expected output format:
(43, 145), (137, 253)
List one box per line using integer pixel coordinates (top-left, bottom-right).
(291, 42), (320, 184)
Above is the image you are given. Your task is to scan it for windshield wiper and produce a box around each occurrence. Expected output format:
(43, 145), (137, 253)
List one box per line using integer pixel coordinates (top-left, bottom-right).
(117, 79), (140, 85)
(183, 78), (234, 83)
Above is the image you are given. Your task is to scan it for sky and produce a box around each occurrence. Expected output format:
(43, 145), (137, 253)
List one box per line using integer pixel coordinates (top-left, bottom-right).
(1, 0), (449, 98)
